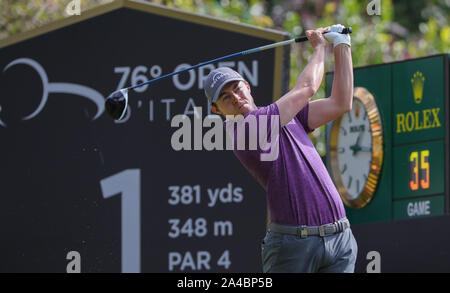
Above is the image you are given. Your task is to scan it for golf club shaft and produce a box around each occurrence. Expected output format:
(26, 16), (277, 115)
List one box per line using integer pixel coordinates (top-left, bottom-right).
(128, 27), (352, 91)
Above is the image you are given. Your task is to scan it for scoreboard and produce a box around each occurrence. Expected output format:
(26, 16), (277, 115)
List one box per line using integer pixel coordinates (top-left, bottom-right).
(326, 54), (449, 224)
(391, 56), (447, 220)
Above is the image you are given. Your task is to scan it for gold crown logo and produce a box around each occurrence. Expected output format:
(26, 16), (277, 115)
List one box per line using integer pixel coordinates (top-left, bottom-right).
(411, 71), (425, 104)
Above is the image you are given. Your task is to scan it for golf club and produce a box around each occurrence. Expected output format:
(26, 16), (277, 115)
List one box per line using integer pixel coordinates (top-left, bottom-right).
(105, 27), (352, 120)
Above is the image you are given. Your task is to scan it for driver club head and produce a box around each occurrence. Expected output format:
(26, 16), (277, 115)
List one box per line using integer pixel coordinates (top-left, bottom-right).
(105, 89), (129, 120)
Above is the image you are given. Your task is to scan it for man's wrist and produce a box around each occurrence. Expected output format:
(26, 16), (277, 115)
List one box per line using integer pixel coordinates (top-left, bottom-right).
(334, 43), (351, 48)
(333, 43), (352, 53)
(313, 43), (326, 50)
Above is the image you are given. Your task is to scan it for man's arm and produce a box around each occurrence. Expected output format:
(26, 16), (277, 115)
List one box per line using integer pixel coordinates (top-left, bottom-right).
(275, 28), (326, 127)
(307, 43), (353, 130)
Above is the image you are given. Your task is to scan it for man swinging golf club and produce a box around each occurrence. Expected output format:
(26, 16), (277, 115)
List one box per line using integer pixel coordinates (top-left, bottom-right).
(204, 24), (357, 273)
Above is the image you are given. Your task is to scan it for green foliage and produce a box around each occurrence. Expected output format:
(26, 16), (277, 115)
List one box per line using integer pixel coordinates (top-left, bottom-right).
(0, 0), (114, 40)
(1, 0), (448, 156)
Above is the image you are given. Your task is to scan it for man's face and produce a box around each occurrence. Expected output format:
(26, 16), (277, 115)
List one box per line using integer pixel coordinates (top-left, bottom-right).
(212, 80), (257, 116)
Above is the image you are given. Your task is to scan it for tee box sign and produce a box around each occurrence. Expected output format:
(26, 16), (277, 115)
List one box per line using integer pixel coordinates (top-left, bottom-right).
(0, 1), (289, 272)
(326, 54), (449, 225)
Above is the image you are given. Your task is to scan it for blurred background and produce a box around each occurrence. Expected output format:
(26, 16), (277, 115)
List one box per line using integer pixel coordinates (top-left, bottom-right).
(1, 0), (449, 156)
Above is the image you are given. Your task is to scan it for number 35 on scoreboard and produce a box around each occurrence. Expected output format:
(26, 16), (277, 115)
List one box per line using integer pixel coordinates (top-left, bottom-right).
(409, 150), (430, 191)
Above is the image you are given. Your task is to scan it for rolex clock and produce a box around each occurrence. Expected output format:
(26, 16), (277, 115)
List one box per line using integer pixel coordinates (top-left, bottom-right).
(329, 87), (384, 209)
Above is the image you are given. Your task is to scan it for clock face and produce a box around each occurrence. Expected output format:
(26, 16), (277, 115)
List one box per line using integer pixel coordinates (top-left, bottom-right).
(329, 87), (384, 209)
(337, 98), (372, 199)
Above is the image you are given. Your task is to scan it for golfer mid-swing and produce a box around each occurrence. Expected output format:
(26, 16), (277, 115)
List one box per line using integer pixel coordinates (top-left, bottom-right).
(204, 25), (357, 273)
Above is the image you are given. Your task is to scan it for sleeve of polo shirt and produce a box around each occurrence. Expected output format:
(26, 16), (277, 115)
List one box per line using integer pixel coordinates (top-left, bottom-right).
(295, 102), (314, 133)
(253, 103), (281, 151)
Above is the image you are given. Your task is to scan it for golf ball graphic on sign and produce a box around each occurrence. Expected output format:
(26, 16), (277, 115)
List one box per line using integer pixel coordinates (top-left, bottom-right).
(2, 58), (105, 125)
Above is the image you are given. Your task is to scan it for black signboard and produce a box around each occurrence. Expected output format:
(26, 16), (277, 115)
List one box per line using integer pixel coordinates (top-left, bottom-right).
(353, 214), (450, 272)
(0, 1), (289, 272)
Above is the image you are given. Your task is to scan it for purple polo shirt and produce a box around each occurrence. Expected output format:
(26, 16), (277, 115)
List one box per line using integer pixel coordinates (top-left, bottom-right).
(226, 103), (346, 226)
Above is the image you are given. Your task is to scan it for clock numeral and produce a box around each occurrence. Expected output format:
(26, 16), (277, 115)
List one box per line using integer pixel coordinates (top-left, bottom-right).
(356, 179), (360, 194)
(348, 111), (352, 123)
(338, 147), (345, 153)
(347, 176), (353, 189)
(363, 111), (368, 121)
(340, 164), (347, 175)
(340, 127), (347, 136)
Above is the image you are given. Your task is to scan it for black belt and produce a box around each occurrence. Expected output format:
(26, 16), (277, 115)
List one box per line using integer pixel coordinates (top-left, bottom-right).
(269, 218), (350, 238)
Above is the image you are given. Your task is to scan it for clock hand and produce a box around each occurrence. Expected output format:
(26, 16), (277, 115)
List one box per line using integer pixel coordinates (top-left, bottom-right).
(349, 144), (361, 155)
(359, 146), (372, 152)
(356, 130), (363, 146)
(350, 131), (364, 156)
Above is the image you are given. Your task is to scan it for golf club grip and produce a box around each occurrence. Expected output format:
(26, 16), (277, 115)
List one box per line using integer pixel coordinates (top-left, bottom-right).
(294, 36), (308, 43)
(295, 27), (352, 43)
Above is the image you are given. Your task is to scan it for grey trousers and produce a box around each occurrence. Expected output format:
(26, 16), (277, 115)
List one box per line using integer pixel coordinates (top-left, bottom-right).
(261, 227), (358, 273)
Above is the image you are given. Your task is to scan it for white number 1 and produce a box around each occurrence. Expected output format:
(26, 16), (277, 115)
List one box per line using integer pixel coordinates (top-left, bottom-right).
(100, 169), (141, 273)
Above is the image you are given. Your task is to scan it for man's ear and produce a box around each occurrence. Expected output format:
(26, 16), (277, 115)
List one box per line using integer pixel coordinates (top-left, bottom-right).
(211, 103), (222, 115)
(244, 81), (251, 93)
